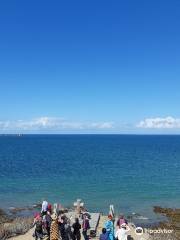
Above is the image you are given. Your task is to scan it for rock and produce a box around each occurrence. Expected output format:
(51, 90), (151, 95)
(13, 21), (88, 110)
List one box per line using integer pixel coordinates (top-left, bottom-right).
(153, 206), (180, 240)
(0, 208), (12, 224)
(8, 203), (41, 214)
(32, 203), (41, 208)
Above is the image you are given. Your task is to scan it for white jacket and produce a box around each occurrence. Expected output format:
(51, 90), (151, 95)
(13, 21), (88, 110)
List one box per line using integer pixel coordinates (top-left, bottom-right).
(115, 227), (130, 240)
(41, 200), (48, 212)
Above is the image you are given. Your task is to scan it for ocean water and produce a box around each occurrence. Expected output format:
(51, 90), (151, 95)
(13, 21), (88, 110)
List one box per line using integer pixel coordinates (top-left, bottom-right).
(0, 134), (180, 221)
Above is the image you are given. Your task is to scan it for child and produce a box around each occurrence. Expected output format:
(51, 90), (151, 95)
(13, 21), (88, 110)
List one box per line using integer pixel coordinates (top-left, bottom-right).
(99, 228), (109, 240)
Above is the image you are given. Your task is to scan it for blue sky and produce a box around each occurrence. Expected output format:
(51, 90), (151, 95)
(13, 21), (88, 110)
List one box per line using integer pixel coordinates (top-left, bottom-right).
(0, 0), (180, 133)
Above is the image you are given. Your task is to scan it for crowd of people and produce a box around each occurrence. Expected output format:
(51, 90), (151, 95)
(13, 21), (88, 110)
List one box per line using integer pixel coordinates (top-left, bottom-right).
(33, 200), (90, 240)
(33, 200), (130, 240)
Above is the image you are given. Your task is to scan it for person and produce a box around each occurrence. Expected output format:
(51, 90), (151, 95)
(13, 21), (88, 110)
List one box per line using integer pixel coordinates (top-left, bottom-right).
(115, 223), (130, 240)
(116, 215), (127, 228)
(82, 214), (90, 240)
(41, 200), (48, 215)
(64, 219), (73, 240)
(50, 213), (59, 240)
(99, 228), (109, 240)
(33, 215), (43, 240)
(72, 218), (81, 240)
(58, 215), (67, 240)
(104, 215), (114, 240)
(44, 211), (52, 239)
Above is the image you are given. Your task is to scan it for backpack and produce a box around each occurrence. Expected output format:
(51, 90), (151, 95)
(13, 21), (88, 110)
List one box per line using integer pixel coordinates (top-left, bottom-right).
(83, 219), (90, 230)
(35, 220), (43, 232)
(46, 214), (52, 228)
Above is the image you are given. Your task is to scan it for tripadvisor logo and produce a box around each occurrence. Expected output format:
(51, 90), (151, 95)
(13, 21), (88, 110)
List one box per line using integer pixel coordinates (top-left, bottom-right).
(134, 226), (174, 236)
(147, 229), (174, 234)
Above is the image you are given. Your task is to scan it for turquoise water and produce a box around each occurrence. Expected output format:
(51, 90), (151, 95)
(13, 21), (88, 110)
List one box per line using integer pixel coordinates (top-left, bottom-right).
(0, 134), (180, 221)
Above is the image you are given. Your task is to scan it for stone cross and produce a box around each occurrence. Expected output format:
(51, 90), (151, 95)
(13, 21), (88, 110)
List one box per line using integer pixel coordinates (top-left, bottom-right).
(74, 199), (84, 215)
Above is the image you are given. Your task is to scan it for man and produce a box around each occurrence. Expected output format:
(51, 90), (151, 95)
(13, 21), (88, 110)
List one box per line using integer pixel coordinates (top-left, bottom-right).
(115, 223), (130, 240)
(72, 218), (81, 240)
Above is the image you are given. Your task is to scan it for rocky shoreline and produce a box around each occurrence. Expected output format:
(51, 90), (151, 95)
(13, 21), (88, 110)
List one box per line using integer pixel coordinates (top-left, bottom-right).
(0, 204), (41, 239)
(1, 204), (180, 240)
(149, 206), (180, 239)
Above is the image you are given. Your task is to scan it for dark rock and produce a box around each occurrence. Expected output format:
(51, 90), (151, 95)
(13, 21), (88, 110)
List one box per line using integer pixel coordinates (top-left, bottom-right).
(9, 203), (41, 214)
(0, 208), (12, 224)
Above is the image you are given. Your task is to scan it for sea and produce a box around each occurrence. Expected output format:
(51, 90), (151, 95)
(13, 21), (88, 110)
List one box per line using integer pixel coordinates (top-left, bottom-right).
(0, 134), (180, 223)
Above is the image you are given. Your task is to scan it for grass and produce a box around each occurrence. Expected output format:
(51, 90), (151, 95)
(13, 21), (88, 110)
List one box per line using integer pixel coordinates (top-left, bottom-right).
(0, 216), (33, 239)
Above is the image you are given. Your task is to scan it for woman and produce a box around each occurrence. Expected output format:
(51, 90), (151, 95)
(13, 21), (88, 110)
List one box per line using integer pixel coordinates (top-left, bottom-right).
(82, 215), (90, 240)
(33, 214), (43, 240)
(50, 214), (59, 240)
(115, 223), (130, 240)
(116, 215), (127, 228)
(104, 215), (114, 240)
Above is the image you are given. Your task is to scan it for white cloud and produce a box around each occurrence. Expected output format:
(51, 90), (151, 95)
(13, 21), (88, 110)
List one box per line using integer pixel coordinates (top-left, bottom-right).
(137, 116), (180, 129)
(89, 122), (114, 129)
(0, 117), (114, 131)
